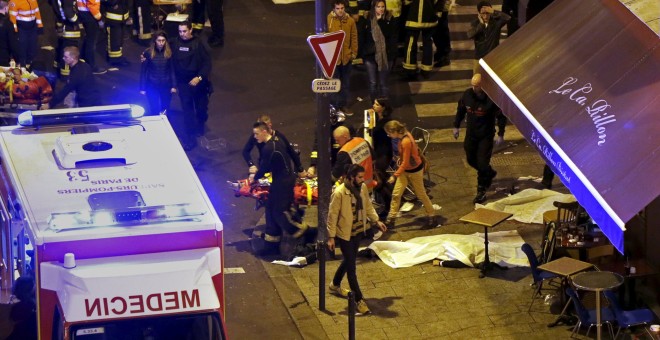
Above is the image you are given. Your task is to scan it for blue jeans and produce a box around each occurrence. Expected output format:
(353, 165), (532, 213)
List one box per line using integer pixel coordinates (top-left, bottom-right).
(332, 63), (352, 108)
(363, 57), (391, 100)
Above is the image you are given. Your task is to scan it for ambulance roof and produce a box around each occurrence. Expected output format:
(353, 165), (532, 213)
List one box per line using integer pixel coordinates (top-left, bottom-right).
(0, 115), (221, 245)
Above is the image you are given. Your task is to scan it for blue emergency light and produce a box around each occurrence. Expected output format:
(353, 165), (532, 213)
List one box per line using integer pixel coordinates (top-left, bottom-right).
(18, 104), (145, 126)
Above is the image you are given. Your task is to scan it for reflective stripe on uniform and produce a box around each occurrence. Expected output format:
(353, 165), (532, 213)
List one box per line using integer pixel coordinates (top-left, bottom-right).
(192, 23), (204, 30)
(63, 31), (81, 38)
(264, 234), (281, 242)
(104, 12), (125, 21)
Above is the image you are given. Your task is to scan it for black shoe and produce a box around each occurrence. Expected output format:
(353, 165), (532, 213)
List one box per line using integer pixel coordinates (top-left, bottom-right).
(403, 70), (417, 81)
(92, 67), (107, 75)
(541, 181), (553, 190)
(473, 191), (487, 204)
(433, 57), (450, 68)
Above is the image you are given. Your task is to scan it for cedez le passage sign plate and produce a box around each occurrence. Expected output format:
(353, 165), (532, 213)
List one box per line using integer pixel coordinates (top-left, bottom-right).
(311, 79), (341, 93)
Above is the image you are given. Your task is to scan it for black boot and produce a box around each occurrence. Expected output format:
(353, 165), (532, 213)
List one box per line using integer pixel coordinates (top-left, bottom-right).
(473, 187), (487, 204)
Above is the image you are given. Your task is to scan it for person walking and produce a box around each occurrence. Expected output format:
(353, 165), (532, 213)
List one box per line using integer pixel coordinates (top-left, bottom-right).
(357, 0), (397, 101)
(467, 1), (510, 75)
(171, 21), (212, 150)
(383, 120), (437, 228)
(139, 31), (176, 115)
(77, 0), (106, 74)
(8, 0), (42, 69)
(49, 46), (101, 108)
(191, 0), (224, 47)
(452, 73), (506, 204)
(327, 0), (358, 116)
(327, 164), (387, 316)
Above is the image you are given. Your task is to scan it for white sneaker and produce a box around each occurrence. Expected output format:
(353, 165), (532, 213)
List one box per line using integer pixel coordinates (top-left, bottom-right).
(356, 299), (371, 315)
(329, 284), (350, 298)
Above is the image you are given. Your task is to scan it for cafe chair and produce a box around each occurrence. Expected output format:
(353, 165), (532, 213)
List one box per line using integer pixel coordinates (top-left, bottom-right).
(603, 290), (657, 339)
(565, 286), (616, 339)
(543, 201), (583, 230)
(521, 243), (560, 312)
(538, 222), (557, 264)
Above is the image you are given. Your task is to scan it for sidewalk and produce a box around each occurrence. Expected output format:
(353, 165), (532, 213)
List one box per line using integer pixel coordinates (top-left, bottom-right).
(260, 137), (588, 339)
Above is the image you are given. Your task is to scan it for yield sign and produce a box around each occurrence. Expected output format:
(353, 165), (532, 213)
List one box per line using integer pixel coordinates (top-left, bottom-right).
(307, 31), (345, 79)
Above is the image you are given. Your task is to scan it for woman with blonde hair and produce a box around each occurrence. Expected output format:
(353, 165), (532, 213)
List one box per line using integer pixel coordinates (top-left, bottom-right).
(139, 31), (176, 115)
(384, 120), (437, 228)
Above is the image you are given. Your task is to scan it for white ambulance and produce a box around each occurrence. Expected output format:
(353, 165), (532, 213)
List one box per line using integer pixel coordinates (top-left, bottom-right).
(0, 105), (226, 339)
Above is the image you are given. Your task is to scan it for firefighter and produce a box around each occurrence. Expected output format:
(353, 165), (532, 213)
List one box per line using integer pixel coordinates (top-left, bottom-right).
(103, 0), (129, 66)
(251, 122), (309, 256)
(191, 0), (224, 47)
(77, 0), (106, 74)
(8, 0), (43, 69)
(131, 0), (151, 45)
(51, 0), (81, 76)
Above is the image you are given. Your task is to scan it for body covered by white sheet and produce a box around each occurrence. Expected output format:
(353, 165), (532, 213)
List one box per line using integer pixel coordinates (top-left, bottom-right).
(369, 230), (529, 269)
(477, 188), (575, 224)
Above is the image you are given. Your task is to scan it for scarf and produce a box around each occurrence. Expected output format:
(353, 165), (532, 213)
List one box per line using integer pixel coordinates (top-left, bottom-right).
(345, 180), (363, 215)
(371, 15), (388, 71)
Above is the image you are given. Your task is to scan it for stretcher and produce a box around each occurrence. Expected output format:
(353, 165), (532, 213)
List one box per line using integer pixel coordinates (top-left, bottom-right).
(0, 67), (53, 122)
(228, 176), (319, 209)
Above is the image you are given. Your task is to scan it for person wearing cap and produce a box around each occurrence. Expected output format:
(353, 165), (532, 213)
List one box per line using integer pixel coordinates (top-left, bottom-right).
(327, 0), (358, 116)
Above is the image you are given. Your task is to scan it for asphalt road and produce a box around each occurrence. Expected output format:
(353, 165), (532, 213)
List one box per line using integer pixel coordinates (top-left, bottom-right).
(29, 0), (421, 338)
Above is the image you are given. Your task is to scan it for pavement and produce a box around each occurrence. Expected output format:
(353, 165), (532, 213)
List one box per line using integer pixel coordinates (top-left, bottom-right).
(252, 134), (660, 340)
(254, 136), (573, 339)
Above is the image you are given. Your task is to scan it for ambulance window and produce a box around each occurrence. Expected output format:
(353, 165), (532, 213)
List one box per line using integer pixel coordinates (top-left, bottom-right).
(70, 312), (224, 340)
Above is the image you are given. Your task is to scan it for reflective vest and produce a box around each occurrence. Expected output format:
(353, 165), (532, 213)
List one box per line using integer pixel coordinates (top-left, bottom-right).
(339, 137), (376, 188)
(76, 0), (101, 20)
(8, 0), (43, 32)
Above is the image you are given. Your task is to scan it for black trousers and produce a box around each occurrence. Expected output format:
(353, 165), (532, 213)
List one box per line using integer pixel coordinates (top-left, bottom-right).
(264, 175), (296, 241)
(176, 80), (209, 140)
(432, 11), (451, 59)
(132, 0), (152, 41)
(17, 26), (38, 66)
(403, 28), (434, 72)
(106, 20), (124, 61)
(464, 134), (496, 190)
(207, 0), (224, 40)
(145, 81), (172, 115)
(79, 12), (100, 68)
(333, 233), (364, 302)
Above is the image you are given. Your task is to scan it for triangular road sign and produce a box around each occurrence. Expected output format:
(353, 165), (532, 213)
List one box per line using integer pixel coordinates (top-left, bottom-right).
(307, 31), (345, 79)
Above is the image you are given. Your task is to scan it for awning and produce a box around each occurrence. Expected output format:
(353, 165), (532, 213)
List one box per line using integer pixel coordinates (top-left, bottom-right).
(479, 0), (660, 253)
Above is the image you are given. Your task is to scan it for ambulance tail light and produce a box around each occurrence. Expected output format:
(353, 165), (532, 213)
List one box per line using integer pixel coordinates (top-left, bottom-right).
(18, 104), (145, 126)
(47, 203), (205, 232)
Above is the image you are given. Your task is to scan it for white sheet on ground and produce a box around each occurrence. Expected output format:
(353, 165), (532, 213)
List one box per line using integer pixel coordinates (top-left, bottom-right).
(476, 188), (575, 224)
(369, 230), (529, 268)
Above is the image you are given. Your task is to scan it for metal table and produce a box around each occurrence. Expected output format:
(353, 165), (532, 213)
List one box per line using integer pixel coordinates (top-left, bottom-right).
(572, 271), (624, 340)
(459, 208), (512, 278)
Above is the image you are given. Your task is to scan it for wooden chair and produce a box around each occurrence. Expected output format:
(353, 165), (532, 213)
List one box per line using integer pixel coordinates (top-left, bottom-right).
(543, 201), (582, 230)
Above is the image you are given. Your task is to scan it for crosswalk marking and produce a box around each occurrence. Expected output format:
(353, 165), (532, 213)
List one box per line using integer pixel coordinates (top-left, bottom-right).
(428, 125), (525, 144)
(409, 2), (508, 131)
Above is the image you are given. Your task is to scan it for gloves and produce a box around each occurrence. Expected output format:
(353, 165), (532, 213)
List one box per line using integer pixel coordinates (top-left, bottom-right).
(98, 20), (105, 29)
(37, 27), (44, 35)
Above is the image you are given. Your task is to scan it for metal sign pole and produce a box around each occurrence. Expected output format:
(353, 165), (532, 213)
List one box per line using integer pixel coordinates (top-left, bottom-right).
(315, 0), (330, 311)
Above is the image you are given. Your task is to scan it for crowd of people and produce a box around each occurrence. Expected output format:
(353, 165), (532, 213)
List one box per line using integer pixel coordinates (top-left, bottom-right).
(243, 0), (557, 316)
(0, 0), (222, 150)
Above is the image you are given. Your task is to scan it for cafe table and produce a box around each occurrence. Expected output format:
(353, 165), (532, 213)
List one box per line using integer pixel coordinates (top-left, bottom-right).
(598, 258), (658, 309)
(572, 271), (624, 340)
(538, 256), (594, 327)
(459, 208), (512, 278)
